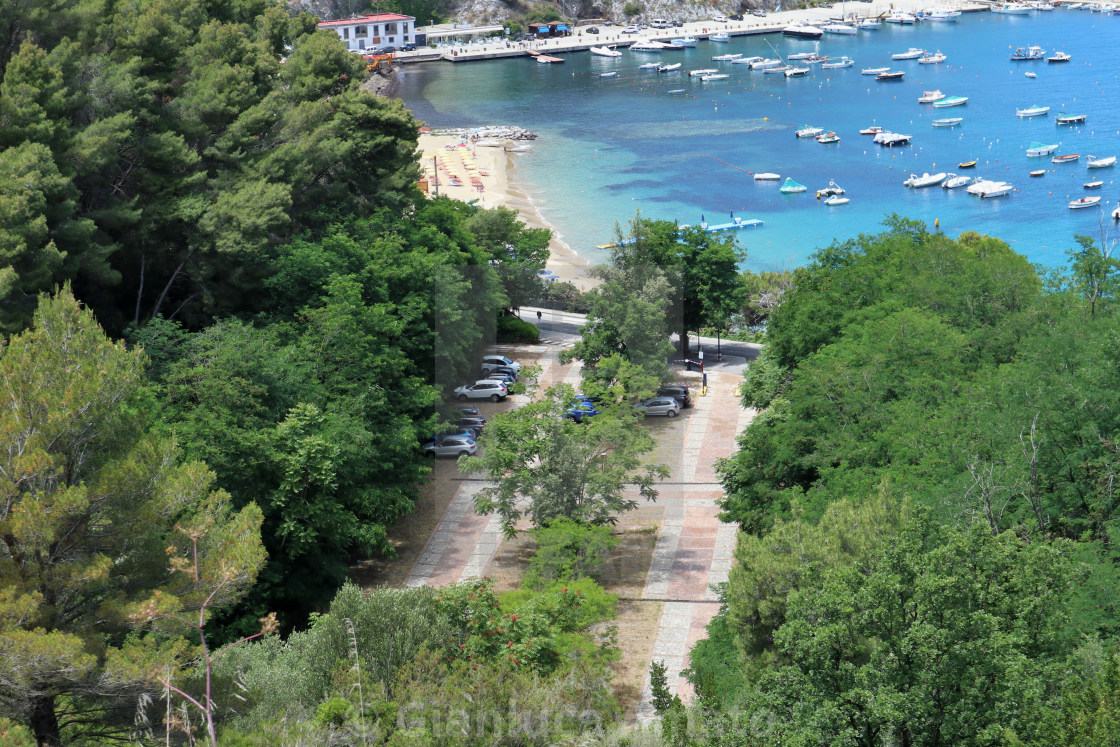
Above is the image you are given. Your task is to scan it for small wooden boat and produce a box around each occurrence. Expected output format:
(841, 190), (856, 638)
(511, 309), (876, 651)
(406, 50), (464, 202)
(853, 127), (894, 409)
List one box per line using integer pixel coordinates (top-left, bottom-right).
(933, 118), (963, 127)
(1030, 169), (1046, 177)
(1085, 181), (1104, 189)
(1070, 196), (1101, 209)
(1057, 114), (1087, 125)
(1052, 153), (1080, 164)
(959, 160), (978, 169)
(876, 71), (906, 81)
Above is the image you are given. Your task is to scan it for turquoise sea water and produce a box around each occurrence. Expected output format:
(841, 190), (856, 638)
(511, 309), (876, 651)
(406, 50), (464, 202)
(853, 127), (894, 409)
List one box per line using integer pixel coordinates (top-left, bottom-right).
(395, 12), (1120, 270)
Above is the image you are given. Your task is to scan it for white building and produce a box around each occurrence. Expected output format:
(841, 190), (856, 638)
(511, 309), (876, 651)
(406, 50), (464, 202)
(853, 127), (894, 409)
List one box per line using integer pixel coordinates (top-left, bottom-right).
(317, 13), (416, 52)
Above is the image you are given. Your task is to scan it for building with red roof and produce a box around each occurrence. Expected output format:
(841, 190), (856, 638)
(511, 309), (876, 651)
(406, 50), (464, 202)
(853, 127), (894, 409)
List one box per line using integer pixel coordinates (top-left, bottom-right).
(317, 13), (416, 52)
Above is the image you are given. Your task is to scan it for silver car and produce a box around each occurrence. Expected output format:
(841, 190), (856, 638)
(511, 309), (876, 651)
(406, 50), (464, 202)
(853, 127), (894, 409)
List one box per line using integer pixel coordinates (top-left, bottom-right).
(424, 436), (478, 458)
(635, 397), (681, 418)
(454, 380), (508, 402)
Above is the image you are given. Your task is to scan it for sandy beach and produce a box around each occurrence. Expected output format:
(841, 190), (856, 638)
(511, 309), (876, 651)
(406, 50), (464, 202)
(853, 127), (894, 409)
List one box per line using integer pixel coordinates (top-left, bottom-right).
(417, 133), (594, 288)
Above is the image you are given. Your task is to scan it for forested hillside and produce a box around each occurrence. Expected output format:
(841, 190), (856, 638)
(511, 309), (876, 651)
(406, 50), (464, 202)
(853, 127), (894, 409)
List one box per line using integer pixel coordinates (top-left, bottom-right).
(673, 218), (1120, 745)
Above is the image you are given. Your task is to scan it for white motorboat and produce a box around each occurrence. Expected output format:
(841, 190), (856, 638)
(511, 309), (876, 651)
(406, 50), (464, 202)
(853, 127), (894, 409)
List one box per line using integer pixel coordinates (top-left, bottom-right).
(824, 196), (850, 205)
(787, 52), (815, 60)
(754, 172), (781, 180)
(1016, 105), (1050, 117)
(822, 23), (858, 34)
(709, 32), (731, 42)
(762, 65), (792, 74)
(1025, 72), (1037, 78)
(993, 3), (1032, 13)
(785, 66), (810, 77)
(1070, 196), (1101, 209)
(783, 24), (824, 38)
(751, 58), (783, 69)
(670, 37), (699, 47)
(817, 180), (846, 196)
(590, 45), (622, 57)
(927, 8), (961, 20)
(700, 73), (730, 81)
(1087, 155), (1117, 168)
(796, 126), (825, 138)
(932, 96), (968, 108)
(967, 180), (1014, 197)
(1085, 181), (1104, 189)
(1047, 51), (1071, 62)
(885, 12), (917, 23)
(919, 52), (947, 64)
(892, 48), (926, 60)
(638, 62), (660, 69)
(731, 56), (765, 65)
(1026, 142), (1059, 156)
(821, 56), (855, 69)
(712, 53), (743, 61)
(857, 19), (882, 29)
(599, 71), (618, 78)
(933, 117), (963, 127)
(689, 68), (719, 76)
(919, 90), (946, 103)
(874, 131), (913, 146)
(862, 66), (890, 75)
(944, 174), (972, 188)
(1010, 45), (1046, 60)
(859, 125), (883, 135)
(904, 172), (948, 187)
(631, 40), (669, 52)
(657, 62), (681, 72)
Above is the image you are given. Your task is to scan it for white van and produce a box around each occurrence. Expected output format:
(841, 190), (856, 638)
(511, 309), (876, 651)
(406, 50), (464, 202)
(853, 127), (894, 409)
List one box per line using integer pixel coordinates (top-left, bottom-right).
(650, 18), (672, 28)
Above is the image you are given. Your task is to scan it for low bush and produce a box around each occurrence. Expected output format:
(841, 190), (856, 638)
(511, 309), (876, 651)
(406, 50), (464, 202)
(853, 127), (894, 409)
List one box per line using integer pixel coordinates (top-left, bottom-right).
(497, 314), (540, 342)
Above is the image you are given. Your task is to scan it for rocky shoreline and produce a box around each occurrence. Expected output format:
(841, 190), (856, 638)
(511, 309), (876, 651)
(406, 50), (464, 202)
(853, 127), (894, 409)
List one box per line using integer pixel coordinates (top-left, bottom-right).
(427, 125), (538, 141)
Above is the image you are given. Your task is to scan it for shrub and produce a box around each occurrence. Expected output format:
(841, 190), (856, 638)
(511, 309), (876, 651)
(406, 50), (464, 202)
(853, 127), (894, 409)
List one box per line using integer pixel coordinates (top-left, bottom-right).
(497, 314), (540, 343)
(623, 2), (642, 16)
(522, 518), (619, 590)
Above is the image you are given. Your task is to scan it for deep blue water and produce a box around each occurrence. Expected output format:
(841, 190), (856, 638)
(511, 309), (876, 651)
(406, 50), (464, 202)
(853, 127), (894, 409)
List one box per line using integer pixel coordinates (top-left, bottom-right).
(395, 12), (1120, 271)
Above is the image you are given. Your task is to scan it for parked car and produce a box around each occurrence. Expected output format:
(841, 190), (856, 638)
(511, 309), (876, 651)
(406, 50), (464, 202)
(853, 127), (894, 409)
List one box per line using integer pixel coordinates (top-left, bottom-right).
(424, 436), (478, 458)
(458, 406), (481, 417)
(457, 416), (487, 433)
(730, 13), (744, 20)
(586, 26), (600, 33)
(454, 380), (508, 402)
(370, 45), (396, 54)
(622, 25), (640, 33)
(672, 19), (684, 26)
(636, 397), (681, 417)
(563, 402), (600, 422)
(484, 372), (516, 386)
(482, 365), (518, 381)
(481, 355), (521, 375)
(657, 384), (692, 408)
(431, 430), (478, 442)
(751, 9), (767, 16)
(712, 13), (728, 22)
(401, 42), (416, 50)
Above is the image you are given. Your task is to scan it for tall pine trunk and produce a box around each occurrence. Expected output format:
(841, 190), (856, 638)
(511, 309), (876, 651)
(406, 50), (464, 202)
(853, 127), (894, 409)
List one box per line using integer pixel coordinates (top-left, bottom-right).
(29, 694), (61, 747)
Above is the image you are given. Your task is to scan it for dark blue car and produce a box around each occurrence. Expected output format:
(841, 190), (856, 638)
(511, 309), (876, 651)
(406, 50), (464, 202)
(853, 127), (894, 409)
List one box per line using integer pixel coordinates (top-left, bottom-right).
(562, 402), (600, 422)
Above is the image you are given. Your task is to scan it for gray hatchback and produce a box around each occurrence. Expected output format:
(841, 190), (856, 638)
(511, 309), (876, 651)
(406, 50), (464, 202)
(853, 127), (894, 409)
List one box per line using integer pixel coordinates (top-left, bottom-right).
(635, 397), (681, 417)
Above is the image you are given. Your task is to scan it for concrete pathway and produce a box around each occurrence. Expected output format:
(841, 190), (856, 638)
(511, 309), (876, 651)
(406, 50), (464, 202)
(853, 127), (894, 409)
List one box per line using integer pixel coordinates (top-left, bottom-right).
(636, 372), (754, 721)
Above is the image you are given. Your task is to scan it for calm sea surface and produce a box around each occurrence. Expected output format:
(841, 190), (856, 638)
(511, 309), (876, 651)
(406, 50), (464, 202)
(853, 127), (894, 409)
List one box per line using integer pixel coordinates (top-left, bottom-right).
(394, 12), (1120, 271)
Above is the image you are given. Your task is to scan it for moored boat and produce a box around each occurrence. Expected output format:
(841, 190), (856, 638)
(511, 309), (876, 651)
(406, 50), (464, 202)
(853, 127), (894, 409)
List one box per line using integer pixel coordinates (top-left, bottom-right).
(599, 71), (618, 77)
(1087, 155), (1117, 168)
(779, 177), (808, 193)
(816, 131), (841, 143)
(689, 68), (719, 76)
(944, 174), (972, 188)
(751, 58), (782, 69)
(1052, 153), (1080, 163)
(709, 32), (731, 42)
(885, 12), (917, 23)
(860, 125), (883, 135)
(762, 65), (792, 74)
(1070, 196), (1101, 209)
(816, 180), (846, 196)
(857, 18), (881, 29)
(590, 45), (623, 57)
(874, 131), (912, 146)
(796, 125), (825, 138)
(876, 70), (905, 81)
(959, 160), (978, 168)
(824, 196), (850, 205)
(754, 172), (781, 180)
(967, 180), (1014, 197)
(731, 56), (764, 65)
(700, 73), (729, 81)
(892, 48), (926, 60)
(1016, 105), (1050, 117)
(933, 117), (963, 127)
(927, 8), (961, 19)
(919, 52), (947, 64)
(1030, 169), (1046, 177)
(821, 56), (855, 69)
(993, 3), (1032, 13)
(783, 23), (824, 38)
(787, 52), (815, 60)
(918, 90), (946, 103)
(657, 62), (681, 72)
(822, 23), (858, 34)
(631, 40), (669, 52)
(1010, 45), (1046, 60)
(862, 66), (890, 75)
(1085, 180), (1104, 189)
(1056, 113), (1087, 124)
(671, 37), (699, 47)
(711, 53), (742, 61)
(1026, 141), (1059, 156)
(933, 96), (968, 108)
(1046, 51), (1071, 62)
(904, 171), (948, 187)
(785, 66), (811, 77)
